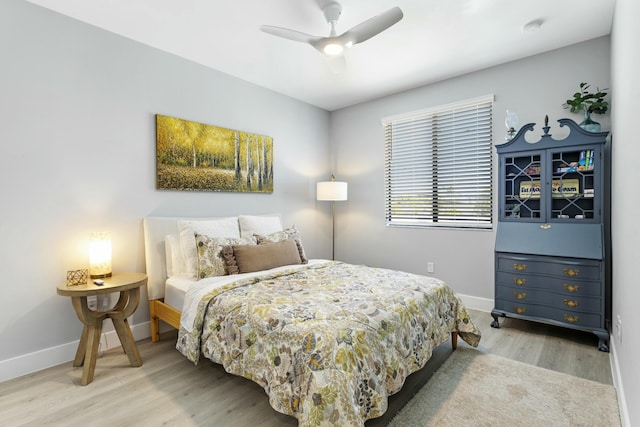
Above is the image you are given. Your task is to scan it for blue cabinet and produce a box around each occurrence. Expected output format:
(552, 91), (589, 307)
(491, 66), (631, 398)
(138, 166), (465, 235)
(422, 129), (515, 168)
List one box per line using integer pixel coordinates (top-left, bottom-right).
(492, 117), (610, 351)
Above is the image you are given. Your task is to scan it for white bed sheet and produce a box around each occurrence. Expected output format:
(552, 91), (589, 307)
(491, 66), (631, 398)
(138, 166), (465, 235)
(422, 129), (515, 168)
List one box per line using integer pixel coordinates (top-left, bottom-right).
(167, 259), (330, 332)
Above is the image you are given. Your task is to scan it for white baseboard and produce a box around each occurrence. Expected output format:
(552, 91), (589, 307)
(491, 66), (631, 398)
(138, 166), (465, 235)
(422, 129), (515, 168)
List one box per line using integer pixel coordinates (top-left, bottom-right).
(458, 293), (494, 313)
(5, 294), (627, 427)
(0, 320), (151, 383)
(0, 297), (490, 384)
(609, 338), (630, 427)
(3, 296), (627, 426)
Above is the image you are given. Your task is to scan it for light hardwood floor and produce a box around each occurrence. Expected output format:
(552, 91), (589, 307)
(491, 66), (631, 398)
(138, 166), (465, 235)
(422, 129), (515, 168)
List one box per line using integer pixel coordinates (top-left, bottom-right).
(0, 309), (612, 426)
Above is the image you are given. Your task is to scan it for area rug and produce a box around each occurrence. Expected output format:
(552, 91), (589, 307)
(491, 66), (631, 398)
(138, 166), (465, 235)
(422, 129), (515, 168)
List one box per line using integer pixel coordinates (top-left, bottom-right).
(388, 347), (620, 427)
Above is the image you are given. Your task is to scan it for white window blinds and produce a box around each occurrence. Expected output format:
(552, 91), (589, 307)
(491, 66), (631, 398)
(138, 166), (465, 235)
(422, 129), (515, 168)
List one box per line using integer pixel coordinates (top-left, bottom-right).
(383, 95), (494, 229)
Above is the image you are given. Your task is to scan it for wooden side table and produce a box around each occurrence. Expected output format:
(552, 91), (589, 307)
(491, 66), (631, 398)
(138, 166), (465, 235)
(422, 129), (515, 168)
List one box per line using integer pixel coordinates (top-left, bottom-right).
(57, 272), (147, 385)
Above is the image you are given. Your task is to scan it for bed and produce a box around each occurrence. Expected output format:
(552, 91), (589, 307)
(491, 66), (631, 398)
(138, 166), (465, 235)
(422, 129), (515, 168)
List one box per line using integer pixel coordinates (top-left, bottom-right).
(143, 215), (481, 427)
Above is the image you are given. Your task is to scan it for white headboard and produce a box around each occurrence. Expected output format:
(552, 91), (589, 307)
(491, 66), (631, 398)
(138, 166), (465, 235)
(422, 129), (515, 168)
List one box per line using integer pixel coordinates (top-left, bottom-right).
(143, 216), (185, 300)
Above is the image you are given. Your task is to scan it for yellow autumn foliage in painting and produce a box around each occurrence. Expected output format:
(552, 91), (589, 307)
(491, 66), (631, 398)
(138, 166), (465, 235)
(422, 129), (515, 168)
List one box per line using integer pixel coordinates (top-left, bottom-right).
(156, 114), (273, 192)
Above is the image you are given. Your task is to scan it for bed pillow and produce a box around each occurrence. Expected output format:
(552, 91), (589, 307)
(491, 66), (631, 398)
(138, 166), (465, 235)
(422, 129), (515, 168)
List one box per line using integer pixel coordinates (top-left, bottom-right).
(255, 226), (308, 264)
(178, 217), (240, 276)
(164, 233), (187, 277)
(238, 214), (283, 238)
(232, 239), (302, 274)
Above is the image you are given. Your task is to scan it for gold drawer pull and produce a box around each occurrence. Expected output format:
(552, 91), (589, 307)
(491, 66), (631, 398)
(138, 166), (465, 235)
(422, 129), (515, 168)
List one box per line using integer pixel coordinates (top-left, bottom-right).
(563, 268), (580, 277)
(513, 263), (527, 271)
(513, 306), (526, 314)
(563, 314), (579, 323)
(563, 284), (580, 293)
(540, 224), (551, 230)
(512, 278), (527, 286)
(563, 299), (579, 308)
(513, 292), (527, 300)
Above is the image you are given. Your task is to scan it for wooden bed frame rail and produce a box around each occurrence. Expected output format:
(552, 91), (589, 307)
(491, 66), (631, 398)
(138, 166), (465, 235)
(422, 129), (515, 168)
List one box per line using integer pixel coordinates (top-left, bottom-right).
(149, 299), (181, 343)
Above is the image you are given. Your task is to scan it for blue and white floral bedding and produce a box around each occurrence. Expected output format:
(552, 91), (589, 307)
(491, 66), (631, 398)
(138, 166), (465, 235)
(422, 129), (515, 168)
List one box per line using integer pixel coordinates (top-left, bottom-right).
(177, 261), (481, 426)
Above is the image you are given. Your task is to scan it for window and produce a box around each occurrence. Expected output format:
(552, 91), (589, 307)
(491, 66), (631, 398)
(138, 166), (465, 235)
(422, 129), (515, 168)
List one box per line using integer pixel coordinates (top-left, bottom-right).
(383, 95), (493, 229)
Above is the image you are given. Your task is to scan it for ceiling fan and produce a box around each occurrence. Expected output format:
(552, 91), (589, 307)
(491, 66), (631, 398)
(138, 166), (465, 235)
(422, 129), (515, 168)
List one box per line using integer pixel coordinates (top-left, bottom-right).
(260, 2), (403, 73)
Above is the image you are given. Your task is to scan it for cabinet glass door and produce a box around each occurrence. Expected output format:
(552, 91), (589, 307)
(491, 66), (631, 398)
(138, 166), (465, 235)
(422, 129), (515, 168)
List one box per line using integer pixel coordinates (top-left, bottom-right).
(502, 153), (543, 221)
(550, 148), (599, 222)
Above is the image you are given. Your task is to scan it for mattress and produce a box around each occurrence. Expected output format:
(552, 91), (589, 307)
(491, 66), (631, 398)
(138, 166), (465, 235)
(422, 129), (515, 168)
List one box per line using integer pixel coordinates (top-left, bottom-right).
(164, 275), (194, 311)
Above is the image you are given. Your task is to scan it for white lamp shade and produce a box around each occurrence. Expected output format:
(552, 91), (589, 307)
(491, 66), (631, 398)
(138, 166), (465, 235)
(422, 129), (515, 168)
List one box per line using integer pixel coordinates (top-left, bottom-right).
(317, 181), (348, 201)
(89, 231), (112, 278)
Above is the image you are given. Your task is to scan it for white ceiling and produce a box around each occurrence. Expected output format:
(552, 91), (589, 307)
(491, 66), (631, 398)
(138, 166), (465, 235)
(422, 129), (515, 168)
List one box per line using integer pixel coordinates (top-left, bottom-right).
(27, 0), (615, 111)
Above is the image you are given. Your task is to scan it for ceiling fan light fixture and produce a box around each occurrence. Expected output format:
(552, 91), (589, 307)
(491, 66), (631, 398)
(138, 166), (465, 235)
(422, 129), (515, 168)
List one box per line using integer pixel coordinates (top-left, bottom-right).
(323, 42), (344, 56)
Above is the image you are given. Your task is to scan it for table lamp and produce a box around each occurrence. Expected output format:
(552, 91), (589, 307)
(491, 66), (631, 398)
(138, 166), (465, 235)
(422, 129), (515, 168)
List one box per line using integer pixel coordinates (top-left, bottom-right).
(89, 231), (112, 278)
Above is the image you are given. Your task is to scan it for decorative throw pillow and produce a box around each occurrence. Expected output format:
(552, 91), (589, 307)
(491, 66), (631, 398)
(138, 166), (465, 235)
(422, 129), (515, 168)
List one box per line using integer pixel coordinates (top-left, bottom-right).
(195, 234), (255, 279)
(220, 245), (239, 275)
(177, 217), (240, 276)
(255, 226), (308, 264)
(232, 239), (302, 274)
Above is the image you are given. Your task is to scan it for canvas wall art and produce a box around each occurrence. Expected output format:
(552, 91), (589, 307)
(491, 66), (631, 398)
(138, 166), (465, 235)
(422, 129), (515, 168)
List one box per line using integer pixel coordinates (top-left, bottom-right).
(156, 114), (273, 193)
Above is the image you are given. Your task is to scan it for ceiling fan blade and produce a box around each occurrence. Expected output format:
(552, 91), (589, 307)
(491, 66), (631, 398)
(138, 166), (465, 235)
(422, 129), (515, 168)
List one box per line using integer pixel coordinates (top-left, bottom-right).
(261, 4), (402, 73)
(339, 6), (403, 45)
(260, 25), (321, 45)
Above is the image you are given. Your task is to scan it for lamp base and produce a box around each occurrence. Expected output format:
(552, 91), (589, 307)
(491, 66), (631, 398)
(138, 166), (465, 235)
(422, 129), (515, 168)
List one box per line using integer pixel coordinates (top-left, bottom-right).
(90, 272), (112, 279)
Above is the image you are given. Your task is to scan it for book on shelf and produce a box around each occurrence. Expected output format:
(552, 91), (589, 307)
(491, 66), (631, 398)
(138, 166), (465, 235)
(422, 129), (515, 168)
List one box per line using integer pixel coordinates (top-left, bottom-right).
(578, 149), (595, 171)
(556, 150), (595, 173)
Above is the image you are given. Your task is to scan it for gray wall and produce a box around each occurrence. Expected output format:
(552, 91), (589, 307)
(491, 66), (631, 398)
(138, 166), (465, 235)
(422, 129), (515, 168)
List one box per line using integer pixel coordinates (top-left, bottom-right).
(611, 0), (640, 424)
(2, 1), (636, 423)
(0, 0), (330, 379)
(329, 37), (611, 305)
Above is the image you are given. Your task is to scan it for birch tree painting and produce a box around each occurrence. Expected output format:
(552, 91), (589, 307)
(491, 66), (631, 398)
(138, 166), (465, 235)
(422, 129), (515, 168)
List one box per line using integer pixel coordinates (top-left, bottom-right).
(156, 115), (273, 193)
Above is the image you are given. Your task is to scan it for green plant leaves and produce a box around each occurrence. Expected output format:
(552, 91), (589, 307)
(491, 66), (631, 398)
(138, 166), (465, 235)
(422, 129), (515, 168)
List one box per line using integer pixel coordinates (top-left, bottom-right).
(563, 82), (609, 115)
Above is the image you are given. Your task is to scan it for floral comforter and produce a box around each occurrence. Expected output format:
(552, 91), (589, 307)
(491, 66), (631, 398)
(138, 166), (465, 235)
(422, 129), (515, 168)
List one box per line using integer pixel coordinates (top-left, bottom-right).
(177, 261), (481, 426)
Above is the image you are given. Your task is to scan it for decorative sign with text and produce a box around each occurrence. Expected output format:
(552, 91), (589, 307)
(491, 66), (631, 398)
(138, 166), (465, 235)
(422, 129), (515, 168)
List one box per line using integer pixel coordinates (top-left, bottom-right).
(519, 179), (579, 199)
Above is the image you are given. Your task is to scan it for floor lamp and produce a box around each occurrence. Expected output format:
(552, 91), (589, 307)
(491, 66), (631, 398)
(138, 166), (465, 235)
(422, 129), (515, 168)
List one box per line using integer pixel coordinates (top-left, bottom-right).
(317, 175), (348, 260)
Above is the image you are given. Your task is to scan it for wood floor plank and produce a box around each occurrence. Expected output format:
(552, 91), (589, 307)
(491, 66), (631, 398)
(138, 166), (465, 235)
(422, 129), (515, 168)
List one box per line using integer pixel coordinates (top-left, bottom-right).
(0, 309), (613, 426)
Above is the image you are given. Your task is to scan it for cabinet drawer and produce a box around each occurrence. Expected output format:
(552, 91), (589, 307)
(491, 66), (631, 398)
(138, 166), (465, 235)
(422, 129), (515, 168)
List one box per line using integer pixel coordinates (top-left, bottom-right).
(494, 298), (602, 328)
(495, 271), (602, 297)
(497, 254), (601, 280)
(495, 285), (602, 313)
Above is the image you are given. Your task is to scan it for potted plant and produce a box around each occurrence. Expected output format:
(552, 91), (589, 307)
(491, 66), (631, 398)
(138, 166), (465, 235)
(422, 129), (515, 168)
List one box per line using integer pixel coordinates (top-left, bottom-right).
(563, 82), (609, 132)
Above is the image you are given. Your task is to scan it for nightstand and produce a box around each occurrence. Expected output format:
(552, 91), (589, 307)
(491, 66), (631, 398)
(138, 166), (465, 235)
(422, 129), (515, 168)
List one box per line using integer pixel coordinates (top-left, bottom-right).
(57, 272), (147, 385)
